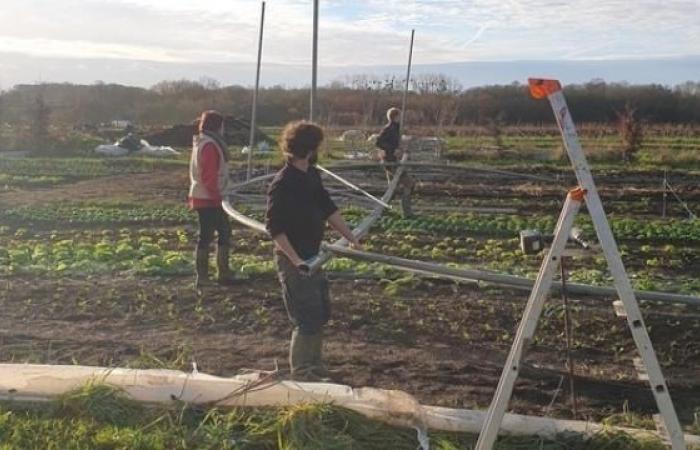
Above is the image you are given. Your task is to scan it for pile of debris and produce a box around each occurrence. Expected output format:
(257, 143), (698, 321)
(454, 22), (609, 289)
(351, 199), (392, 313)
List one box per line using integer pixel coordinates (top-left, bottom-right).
(144, 116), (273, 148)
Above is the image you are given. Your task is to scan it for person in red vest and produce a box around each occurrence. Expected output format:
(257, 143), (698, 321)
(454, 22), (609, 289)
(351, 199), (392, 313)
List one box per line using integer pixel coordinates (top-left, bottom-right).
(188, 110), (237, 289)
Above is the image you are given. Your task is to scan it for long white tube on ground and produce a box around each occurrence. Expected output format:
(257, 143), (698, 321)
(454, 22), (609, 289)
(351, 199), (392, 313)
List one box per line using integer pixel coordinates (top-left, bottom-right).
(1, 364), (698, 446)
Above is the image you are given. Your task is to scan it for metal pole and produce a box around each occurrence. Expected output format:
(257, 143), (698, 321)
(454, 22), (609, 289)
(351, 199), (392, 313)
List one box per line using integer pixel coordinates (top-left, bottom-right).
(246, 1), (265, 181)
(560, 258), (578, 418)
(400, 29), (415, 132)
(662, 169), (667, 218)
(310, 0), (319, 121)
(316, 164), (392, 209)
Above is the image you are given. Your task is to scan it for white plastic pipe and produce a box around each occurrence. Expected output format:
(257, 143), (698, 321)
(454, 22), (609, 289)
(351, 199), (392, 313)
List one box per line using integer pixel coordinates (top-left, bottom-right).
(1, 364), (698, 446)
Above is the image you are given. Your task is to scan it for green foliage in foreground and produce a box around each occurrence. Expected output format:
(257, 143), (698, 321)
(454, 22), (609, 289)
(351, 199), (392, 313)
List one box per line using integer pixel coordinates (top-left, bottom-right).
(0, 382), (672, 450)
(2, 203), (192, 225)
(2, 223), (699, 295)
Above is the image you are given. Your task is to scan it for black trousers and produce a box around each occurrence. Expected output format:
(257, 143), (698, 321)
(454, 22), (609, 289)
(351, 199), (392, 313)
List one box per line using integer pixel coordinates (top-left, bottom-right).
(196, 207), (231, 249)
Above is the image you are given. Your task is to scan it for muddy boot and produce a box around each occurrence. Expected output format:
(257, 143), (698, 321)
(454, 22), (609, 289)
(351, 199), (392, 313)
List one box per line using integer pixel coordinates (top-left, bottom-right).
(216, 245), (237, 285)
(195, 248), (215, 290)
(400, 189), (414, 218)
(290, 329), (328, 382)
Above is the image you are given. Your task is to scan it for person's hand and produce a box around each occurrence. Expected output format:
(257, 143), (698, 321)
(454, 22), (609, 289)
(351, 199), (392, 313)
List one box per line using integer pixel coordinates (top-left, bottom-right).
(378, 149), (386, 161)
(296, 262), (311, 276)
(348, 238), (363, 251)
(295, 256), (317, 276)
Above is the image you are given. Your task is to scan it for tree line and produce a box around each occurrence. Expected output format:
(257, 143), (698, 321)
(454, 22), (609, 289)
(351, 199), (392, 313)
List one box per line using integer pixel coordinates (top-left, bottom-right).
(1, 75), (700, 130)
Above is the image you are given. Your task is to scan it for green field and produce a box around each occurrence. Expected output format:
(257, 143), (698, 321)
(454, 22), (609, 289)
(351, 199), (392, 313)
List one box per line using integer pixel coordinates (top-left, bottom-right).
(1, 138), (699, 448)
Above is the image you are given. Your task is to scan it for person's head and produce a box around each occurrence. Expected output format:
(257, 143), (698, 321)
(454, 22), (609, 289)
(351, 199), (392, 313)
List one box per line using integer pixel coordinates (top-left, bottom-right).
(198, 110), (225, 135)
(279, 121), (324, 162)
(387, 107), (401, 123)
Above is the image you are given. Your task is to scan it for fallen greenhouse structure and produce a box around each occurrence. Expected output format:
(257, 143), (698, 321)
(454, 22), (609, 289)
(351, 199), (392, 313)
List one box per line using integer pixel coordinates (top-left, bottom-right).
(2, 364), (699, 448)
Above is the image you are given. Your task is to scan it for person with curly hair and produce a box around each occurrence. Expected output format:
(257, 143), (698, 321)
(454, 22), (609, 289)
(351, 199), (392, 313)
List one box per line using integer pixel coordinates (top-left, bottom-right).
(266, 121), (361, 381)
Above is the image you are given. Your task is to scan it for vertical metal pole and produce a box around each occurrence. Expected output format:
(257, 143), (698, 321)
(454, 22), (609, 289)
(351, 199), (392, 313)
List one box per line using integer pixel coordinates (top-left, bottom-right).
(560, 258), (578, 418)
(246, 1), (265, 181)
(400, 29), (415, 133)
(662, 169), (668, 218)
(310, 0), (319, 122)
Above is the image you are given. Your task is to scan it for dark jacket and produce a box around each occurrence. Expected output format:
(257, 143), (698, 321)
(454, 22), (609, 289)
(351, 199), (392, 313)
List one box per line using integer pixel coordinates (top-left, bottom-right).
(266, 163), (338, 260)
(376, 122), (400, 162)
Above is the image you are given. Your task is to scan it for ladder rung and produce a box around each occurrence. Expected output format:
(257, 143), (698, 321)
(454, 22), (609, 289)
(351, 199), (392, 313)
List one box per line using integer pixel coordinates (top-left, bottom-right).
(653, 414), (672, 444)
(613, 300), (627, 318)
(632, 357), (649, 381)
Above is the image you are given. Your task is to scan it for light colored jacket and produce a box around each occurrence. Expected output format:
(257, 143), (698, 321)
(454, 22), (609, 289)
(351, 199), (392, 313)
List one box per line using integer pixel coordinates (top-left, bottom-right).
(189, 133), (230, 202)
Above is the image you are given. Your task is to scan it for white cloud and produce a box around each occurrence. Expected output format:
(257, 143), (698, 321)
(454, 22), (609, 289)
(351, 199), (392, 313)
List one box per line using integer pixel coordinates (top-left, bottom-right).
(0, 36), (188, 62)
(0, 0), (697, 69)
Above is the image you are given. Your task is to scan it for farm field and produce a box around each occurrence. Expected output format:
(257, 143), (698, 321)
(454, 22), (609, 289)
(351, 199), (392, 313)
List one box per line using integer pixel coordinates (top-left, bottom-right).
(1, 146), (700, 447)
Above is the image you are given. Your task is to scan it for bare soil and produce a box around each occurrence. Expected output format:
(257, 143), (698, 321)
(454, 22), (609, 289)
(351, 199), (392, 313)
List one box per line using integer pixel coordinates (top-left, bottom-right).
(2, 162), (700, 425)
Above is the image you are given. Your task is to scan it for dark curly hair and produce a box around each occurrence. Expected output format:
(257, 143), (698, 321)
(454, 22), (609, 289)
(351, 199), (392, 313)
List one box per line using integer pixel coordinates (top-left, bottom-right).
(279, 121), (324, 160)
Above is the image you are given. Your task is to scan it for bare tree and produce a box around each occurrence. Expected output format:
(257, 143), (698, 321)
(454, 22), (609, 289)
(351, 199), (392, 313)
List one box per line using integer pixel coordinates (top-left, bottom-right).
(344, 74), (384, 126)
(486, 112), (506, 151)
(411, 73), (462, 132)
(616, 103), (643, 163)
(31, 91), (51, 153)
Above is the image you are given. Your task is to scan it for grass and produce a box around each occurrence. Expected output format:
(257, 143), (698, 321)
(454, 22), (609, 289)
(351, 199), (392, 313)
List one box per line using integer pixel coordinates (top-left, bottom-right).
(0, 381), (678, 450)
(439, 134), (700, 168)
(55, 379), (145, 427)
(602, 401), (656, 430)
(0, 156), (187, 188)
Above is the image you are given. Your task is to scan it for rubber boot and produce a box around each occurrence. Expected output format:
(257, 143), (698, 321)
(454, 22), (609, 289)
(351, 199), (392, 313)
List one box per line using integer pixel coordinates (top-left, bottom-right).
(307, 333), (334, 380)
(216, 245), (237, 285)
(290, 329), (328, 382)
(400, 175), (416, 218)
(195, 248), (215, 290)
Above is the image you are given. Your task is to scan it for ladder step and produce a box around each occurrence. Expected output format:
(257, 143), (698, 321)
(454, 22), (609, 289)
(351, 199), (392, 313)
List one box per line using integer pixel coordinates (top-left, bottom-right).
(632, 357), (649, 381)
(653, 414), (672, 445)
(613, 300), (627, 318)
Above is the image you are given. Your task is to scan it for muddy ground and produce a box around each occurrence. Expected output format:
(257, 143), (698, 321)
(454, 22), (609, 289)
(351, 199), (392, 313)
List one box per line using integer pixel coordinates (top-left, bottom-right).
(1, 162), (700, 425)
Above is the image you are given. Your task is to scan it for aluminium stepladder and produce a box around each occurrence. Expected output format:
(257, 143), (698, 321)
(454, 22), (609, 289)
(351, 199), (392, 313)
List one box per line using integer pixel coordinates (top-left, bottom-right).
(474, 79), (686, 450)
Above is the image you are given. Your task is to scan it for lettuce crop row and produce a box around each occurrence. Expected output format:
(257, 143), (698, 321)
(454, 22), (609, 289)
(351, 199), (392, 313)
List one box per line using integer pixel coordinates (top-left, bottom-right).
(350, 210), (700, 244)
(2, 203), (192, 225)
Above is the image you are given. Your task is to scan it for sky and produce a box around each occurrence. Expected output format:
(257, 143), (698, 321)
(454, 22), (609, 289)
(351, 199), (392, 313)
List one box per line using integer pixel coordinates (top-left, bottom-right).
(0, 0), (699, 88)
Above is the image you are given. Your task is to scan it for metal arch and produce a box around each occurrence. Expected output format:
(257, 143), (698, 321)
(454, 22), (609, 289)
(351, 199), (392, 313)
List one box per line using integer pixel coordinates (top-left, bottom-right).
(220, 159), (700, 307)
(222, 154), (409, 272)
